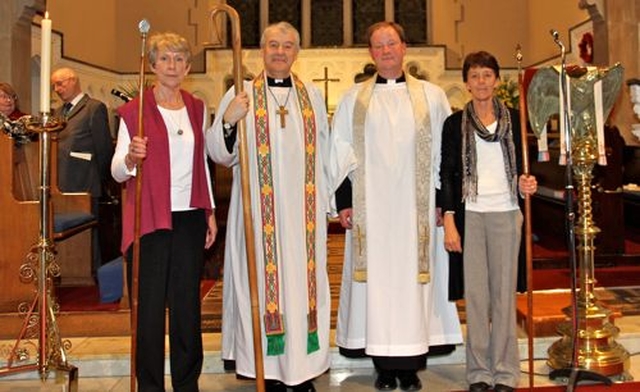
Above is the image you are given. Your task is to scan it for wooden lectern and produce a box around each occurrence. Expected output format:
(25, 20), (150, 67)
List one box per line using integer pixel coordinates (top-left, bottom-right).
(0, 132), (96, 313)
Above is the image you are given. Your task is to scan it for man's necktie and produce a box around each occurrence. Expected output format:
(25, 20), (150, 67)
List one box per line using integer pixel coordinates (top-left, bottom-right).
(62, 102), (72, 117)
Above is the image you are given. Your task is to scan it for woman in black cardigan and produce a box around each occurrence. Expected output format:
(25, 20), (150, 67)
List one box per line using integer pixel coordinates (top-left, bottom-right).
(438, 51), (537, 392)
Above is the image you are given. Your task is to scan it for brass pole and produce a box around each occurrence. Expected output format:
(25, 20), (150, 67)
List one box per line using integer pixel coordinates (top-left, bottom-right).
(516, 44), (534, 391)
(209, 5), (265, 392)
(130, 18), (150, 392)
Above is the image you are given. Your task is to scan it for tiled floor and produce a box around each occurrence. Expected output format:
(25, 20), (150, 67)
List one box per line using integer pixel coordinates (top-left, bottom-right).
(0, 315), (638, 391)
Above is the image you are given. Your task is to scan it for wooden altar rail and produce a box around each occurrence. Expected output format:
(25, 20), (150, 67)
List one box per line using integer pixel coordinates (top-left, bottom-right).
(0, 133), (96, 313)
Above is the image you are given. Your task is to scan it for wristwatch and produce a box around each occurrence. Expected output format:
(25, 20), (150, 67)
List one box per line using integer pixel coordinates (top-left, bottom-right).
(222, 121), (234, 136)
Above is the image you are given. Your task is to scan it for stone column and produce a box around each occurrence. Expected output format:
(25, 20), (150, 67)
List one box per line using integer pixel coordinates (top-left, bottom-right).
(602, 0), (640, 145)
(385, 0), (394, 21)
(260, 0), (269, 36)
(301, 0), (311, 48)
(1, 0), (42, 113)
(343, 0), (352, 46)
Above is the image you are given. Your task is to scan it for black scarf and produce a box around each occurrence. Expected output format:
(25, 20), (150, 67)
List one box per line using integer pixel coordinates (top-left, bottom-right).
(461, 97), (517, 202)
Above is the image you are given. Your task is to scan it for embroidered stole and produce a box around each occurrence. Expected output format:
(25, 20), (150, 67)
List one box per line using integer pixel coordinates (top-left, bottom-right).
(252, 72), (319, 355)
(351, 73), (432, 283)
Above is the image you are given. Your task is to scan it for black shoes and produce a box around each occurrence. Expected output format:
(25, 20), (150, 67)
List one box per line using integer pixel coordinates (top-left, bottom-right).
(265, 379), (287, 392)
(374, 371), (398, 391)
(493, 384), (515, 392)
(265, 379), (315, 392)
(292, 380), (316, 392)
(397, 371), (422, 391)
(468, 381), (491, 392)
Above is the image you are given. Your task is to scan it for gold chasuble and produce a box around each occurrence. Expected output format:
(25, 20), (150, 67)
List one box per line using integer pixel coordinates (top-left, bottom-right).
(351, 73), (432, 283)
(252, 73), (319, 355)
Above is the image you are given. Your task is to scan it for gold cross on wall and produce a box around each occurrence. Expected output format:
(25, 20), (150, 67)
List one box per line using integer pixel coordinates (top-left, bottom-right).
(312, 67), (340, 111)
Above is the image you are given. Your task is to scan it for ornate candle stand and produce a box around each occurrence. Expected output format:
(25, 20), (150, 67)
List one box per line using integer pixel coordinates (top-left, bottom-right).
(546, 131), (630, 378)
(527, 64), (630, 382)
(0, 114), (77, 390)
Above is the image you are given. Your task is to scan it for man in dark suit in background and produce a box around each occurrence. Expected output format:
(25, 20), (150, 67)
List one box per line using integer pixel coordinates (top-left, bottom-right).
(51, 67), (114, 276)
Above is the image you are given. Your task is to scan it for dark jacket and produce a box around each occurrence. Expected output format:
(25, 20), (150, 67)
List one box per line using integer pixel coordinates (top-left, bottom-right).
(55, 94), (113, 198)
(438, 107), (527, 301)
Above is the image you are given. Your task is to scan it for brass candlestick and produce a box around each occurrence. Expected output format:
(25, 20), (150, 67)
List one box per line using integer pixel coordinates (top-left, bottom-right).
(0, 113), (77, 390)
(546, 133), (630, 377)
(527, 64), (630, 381)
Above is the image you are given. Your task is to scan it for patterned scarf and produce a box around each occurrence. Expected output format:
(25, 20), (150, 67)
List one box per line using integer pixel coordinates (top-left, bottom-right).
(252, 72), (319, 356)
(461, 97), (517, 202)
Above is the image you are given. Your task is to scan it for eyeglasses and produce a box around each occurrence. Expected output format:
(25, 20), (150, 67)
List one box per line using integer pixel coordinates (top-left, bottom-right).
(0, 93), (14, 101)
(51, 78), (72, 88)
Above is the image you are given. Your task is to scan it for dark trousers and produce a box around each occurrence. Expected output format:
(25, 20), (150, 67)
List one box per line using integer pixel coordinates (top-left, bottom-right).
(126, 210), (206, 392)
(373, 354), (427, 373)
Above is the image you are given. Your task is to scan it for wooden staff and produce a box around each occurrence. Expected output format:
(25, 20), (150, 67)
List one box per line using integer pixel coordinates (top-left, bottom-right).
(209, 5), (265, 392)
(130, 18), (150, 392)
(516, 44), (535, 390)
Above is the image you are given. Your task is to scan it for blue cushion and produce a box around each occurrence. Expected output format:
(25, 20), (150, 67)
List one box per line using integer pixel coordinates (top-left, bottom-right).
(53, 212), (96, 233)
(97, 257), (123, 303)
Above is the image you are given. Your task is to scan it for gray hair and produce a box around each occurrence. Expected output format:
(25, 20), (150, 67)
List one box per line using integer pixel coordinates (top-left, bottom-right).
(259, 22), (300, 50)
(147, 32), (192, 66)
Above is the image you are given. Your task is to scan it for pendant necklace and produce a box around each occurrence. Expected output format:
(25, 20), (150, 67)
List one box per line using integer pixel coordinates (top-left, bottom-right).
(267, 86), (292, 128)
(165, 108), (185, 136)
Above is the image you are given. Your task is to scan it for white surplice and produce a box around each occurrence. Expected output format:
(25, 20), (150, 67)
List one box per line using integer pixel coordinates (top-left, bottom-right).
(206, 78), (331, 385)
(329, 79), (463, 357)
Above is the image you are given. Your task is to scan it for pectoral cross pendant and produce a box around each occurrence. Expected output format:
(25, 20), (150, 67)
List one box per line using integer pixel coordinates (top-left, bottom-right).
(276, 105), (288, 128)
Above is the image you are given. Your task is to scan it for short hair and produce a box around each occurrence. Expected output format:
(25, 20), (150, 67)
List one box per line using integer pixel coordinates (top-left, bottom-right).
(147, 32), (192, 66)
(260, 22), (301, 50)
(0, 82), (20, 111)
(366, 22), (407, 47)
(462, 51), (500, 82)
(0, 82), (18, 101)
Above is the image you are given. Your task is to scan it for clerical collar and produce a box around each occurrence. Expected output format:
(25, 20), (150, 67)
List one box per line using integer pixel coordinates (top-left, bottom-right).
(376, 73), (406, 84)
(267, 76), (293, 87)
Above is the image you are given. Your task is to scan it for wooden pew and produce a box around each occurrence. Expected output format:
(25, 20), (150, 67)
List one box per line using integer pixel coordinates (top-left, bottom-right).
(0, 132), (96, 313)
(50, 134), (97, 287)
(0, 134), (40, 312)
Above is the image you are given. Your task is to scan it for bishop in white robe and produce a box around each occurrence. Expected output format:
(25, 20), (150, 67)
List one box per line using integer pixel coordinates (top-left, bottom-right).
(206, 72), (331, 388)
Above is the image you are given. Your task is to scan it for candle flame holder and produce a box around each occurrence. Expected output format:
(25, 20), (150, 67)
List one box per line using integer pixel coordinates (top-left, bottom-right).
(0, 113), (78, 390)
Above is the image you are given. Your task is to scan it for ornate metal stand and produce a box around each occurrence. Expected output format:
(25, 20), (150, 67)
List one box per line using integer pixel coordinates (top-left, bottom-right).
(547, 134), (631, 380)
(528, 57), (630, 389)
(0, 114), (77, 390)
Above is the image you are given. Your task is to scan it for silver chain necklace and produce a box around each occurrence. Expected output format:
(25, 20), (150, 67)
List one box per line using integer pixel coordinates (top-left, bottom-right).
(267, 86), (292, 128)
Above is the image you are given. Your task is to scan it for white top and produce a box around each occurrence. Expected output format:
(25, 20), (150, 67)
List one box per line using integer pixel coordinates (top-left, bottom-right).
(110, 106), (214, 211)
(465, 121), (519, 212)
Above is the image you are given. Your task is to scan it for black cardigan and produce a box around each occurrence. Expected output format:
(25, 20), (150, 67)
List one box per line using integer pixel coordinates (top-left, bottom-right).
(438, 107), (527, 301)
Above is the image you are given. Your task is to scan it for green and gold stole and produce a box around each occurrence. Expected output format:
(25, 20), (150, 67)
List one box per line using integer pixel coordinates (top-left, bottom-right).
(252, 72), (319, 356)
(351, 73), (432, 284)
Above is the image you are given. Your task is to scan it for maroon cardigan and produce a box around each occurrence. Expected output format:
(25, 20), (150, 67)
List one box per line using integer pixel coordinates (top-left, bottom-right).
(117, 88), (212, 252)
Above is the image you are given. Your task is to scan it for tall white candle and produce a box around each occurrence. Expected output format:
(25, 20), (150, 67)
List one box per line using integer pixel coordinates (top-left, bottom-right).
(40, 12), (52, 113)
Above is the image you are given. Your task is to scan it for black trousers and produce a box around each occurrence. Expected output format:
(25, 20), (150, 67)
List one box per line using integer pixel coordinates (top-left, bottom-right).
(126, 210), (206, 392)
(373, 354), (427, 373)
